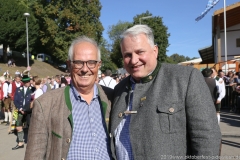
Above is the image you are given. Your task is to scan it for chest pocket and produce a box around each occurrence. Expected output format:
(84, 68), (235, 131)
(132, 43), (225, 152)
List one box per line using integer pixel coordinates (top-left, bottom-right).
(157, 102), (185, 133)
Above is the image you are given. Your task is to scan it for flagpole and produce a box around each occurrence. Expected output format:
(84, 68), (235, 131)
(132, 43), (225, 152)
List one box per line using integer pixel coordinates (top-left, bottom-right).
(224, 0), (227, 73)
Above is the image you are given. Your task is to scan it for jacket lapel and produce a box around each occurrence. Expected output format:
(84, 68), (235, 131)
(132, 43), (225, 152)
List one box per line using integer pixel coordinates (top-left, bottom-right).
(64, 86), (73, 130)
(64, 84), (111, 131)
(97, 84), (111, 130)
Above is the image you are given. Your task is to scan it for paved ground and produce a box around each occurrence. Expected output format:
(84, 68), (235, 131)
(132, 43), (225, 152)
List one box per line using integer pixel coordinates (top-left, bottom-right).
(0, 109), (239, 160)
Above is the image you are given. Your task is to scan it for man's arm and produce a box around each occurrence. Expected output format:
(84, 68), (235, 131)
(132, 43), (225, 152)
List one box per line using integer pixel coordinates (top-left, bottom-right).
(24, 100), (48, 160)
(185, 68), (222, 156)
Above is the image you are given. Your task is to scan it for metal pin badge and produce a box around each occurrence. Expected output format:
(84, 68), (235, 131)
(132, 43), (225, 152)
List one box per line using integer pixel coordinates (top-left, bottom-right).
(124, 111), (137, 115)
(140, 96), (146, 101)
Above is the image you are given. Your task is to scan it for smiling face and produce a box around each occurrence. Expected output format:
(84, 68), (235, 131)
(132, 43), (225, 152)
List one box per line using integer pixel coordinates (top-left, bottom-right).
(68, 42), (101, 91)
(121, 34), (158, 82)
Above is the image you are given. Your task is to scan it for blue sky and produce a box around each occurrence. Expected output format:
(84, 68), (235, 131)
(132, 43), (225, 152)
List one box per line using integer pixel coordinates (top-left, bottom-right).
(100, 0), (239, 58)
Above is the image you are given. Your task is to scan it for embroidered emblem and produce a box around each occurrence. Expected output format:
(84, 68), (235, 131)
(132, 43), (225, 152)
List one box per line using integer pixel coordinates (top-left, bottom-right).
(140, 96), (146, 101)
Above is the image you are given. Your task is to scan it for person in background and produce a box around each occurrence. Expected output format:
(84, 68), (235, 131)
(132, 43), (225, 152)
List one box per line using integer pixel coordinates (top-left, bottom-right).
(53, 75), (61, 89)
(202, 68), (218, 110)
(110, 25), (221, 159)
(211, 68), (226, 124)
(99, 70), (117, 89)
(25, 36), (113, 160)
(32, 77), (43, 100)
(0, 76), (11, 126)
(12, 75), (33, 150)
(42, 77), (52, 93)
(65, 74), (71, 84)
(15, 70), (21, 76)
(60, 77), (68, 87)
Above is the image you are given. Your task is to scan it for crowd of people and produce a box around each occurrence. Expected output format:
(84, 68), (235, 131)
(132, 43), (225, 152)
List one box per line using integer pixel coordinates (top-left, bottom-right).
(1, 24), (237, 159)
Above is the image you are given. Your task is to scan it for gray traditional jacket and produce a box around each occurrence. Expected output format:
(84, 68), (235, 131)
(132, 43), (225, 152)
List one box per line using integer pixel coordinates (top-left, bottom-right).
(110, 62), (222, 160)
(25, 84), (112, 160)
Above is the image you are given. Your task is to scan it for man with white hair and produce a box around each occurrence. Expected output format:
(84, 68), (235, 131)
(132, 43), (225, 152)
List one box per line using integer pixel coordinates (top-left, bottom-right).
(0, 76), (11, 126)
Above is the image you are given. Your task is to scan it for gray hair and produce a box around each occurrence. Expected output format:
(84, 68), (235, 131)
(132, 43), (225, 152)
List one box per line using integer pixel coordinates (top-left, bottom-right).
(105, 69), (112, 76)
(68, 36), (101, 61)
(120, 25), (155, 47)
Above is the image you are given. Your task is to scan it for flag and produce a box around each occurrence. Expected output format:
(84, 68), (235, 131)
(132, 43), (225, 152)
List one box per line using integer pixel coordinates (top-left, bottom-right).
(195, 0), (220, 22)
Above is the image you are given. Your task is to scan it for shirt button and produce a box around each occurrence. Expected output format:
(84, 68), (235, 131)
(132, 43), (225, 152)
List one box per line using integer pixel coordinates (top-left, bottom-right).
(93, 133), (96, 136)
(66, 138), (71, 143)
(90, 118), (93, 122)
(95, 148), (99, 152)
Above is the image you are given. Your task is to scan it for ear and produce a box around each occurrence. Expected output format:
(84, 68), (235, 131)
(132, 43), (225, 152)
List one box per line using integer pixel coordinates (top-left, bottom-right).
(153, 45), (158, 59)
(98, 61), (102, 69)
(66, 60), (71, 70)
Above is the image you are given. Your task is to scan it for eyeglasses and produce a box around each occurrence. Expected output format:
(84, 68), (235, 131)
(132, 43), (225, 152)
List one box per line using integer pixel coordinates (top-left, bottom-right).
(71, 60), (99, 69)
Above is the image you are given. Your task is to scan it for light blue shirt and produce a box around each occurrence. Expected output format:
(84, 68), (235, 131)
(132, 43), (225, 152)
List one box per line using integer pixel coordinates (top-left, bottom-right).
(67, 83), (111, 160)
(115, 77), (136, 160)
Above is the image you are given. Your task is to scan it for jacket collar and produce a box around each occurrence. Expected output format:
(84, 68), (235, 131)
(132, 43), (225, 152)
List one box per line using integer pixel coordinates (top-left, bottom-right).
(137, 61), (161, 83)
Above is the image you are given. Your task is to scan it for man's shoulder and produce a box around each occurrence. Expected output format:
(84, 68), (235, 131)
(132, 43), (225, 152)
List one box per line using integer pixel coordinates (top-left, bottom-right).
(160, 63), (196, 77)
(97, 84), (114, 101)
(37, 87), (65, 102)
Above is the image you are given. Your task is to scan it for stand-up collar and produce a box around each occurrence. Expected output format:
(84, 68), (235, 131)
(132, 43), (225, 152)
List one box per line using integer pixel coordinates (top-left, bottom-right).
(131, 61), (161, 83)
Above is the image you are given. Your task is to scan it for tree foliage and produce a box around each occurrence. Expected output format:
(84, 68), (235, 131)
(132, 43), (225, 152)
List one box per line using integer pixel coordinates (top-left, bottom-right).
(0, 0), (39, 62)
(132, 11), (170, 62)
(32, 0), (103, 62)
(168, 53), (199, 64)
(107, 21), (132, 68)
(99, 38), (117, 73)
(107, 11), (170, 68)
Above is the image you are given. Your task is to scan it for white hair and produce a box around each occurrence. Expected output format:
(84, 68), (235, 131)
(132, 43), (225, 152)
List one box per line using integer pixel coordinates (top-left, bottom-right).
(68, 36), (101, 61)
(120, 24), (155, 47)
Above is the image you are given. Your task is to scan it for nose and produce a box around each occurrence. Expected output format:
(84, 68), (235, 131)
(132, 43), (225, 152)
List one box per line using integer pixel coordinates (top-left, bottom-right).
(130, 53), (139, 65)
(81, 62), (89, 72)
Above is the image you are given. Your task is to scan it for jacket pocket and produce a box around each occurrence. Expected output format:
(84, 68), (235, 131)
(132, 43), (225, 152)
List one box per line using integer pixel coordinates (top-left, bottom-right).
(157, 102), (185, 133)
(52, 131), (62, 138)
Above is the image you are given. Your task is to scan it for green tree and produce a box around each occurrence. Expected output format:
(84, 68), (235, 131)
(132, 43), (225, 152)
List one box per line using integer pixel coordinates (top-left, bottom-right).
(0, 0), (39, 62)
(132, 11), (170, 62)
(107, 21), (132, 68)
(169, 53), (188, 64)
(99, 38), (117, 72)
(110, 39), (123, 67)
(32, 0), (103, 62)
(108, 11), (170, 67)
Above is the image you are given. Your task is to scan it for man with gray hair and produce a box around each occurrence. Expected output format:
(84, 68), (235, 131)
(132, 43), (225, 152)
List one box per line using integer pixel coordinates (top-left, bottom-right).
(99, 69), (117, 89)
(25, 36), (113, 160)
(110, 25), (221, 159)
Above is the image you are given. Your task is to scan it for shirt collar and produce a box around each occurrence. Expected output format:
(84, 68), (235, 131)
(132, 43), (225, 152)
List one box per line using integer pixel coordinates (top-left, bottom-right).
(70, 81), (98, 101)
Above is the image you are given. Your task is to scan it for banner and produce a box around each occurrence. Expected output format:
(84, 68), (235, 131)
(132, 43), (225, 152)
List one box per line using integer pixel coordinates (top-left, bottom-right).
(195, 0), (220, 22)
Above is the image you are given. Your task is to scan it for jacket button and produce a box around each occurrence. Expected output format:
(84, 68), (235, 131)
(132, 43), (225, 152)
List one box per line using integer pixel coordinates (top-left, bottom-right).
(61, 158), (65, 160)
(66, 138), (71, 143)
(118, 113), (123, 118)
(169, 108), (174, 113)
